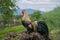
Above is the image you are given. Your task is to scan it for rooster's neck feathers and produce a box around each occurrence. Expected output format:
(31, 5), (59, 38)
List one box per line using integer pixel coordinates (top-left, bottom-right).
(22, 10), (31, 23)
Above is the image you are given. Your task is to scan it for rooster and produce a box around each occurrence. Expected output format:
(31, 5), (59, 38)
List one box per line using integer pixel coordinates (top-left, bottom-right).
(21, 10), (33, 33)
(21, 10), (50, 40)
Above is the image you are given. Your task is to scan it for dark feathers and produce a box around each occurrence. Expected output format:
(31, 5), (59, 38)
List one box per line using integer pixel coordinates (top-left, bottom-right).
(22, 21), (33, 32)
(22, 21), (50, 40)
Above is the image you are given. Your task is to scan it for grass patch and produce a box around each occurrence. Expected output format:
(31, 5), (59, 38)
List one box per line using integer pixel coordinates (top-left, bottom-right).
(50, 29), (60, 40)
(0, 25), (26, 40)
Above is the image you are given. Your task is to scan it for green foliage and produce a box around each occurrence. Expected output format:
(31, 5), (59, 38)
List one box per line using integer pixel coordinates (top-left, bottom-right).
(31, 11), (41, 21)
(41, 7), (60, 31)
(0, 0), (16, 19)
(0, 0), (16, 27)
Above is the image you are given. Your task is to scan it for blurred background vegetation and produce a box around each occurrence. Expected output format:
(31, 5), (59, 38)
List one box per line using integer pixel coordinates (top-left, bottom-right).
(0, 0), (60, 40)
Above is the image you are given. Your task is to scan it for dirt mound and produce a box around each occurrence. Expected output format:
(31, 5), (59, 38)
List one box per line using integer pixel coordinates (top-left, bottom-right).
(18, 32), (45, 40)
(3, 32), (46, 40)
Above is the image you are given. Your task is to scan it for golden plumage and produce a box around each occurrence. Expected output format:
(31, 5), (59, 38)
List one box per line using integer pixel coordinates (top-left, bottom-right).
(22, 10), (31, 23)
(22, 10), (37, 32)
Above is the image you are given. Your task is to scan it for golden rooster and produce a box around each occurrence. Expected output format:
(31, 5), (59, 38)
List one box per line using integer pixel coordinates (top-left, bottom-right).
(21, 10), (37, 32)
(21, 10), (50, 40)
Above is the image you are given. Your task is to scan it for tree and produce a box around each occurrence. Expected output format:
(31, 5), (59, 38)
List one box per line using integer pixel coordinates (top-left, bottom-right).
(0, 0), (16, 27)
(31, 11), (41, 21)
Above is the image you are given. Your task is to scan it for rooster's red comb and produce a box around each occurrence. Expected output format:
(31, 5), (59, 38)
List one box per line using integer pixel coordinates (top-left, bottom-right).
(22, 9), (26, 14)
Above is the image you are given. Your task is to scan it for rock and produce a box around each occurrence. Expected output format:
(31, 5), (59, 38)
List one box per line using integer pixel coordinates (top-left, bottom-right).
(7, 32), (17, 38)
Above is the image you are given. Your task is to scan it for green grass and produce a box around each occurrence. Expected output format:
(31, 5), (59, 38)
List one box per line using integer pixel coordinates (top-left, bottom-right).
(0, 25), (26, 40)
